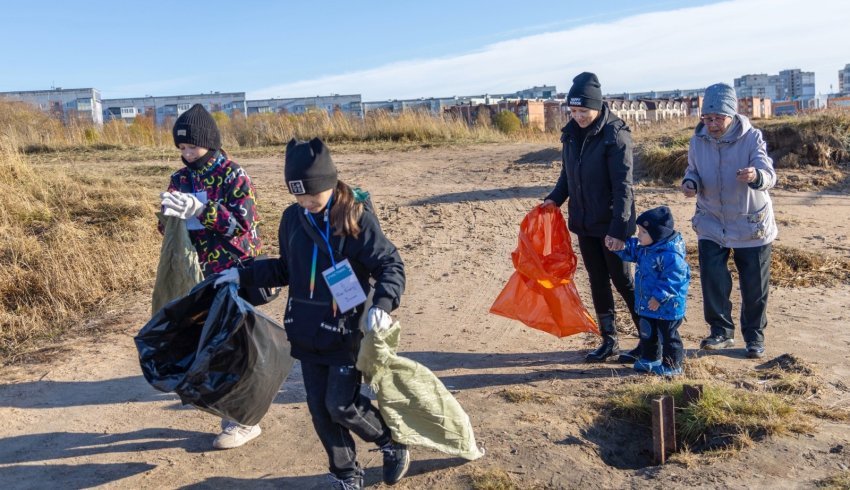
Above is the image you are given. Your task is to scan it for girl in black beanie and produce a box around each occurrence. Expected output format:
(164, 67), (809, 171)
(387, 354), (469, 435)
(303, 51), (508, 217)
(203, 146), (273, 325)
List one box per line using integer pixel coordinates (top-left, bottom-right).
(158, 103), (266, 449)
(215, 138), (410, 489)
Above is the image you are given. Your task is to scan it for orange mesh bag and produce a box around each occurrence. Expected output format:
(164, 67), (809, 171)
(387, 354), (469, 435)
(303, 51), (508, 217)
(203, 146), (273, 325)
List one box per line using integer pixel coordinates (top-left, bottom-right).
(490, 206), (598, 337)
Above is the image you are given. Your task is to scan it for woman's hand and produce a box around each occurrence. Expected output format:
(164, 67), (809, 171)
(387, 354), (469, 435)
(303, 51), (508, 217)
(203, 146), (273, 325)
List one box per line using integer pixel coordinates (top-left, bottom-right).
(604, 235), (625, 251)
(736, 167), (757, 184)
(681, 181), (697, 198)
(541, 199), (558, 209)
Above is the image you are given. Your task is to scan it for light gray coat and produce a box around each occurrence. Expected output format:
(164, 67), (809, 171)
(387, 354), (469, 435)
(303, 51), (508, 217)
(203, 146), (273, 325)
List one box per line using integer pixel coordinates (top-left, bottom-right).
(683, 114), (777, 248)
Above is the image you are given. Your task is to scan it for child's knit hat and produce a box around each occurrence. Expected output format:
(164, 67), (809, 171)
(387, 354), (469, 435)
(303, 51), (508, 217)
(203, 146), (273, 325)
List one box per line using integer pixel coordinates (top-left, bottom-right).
(284, 138), (338, 195)
(637, 205), (676, 243)
(172, 104), (221, 150)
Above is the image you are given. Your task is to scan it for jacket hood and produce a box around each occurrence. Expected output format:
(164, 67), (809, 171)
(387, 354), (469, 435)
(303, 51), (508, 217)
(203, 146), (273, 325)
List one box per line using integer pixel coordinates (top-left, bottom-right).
(645, 232), (685, 258)
(694, 114), (753, 143)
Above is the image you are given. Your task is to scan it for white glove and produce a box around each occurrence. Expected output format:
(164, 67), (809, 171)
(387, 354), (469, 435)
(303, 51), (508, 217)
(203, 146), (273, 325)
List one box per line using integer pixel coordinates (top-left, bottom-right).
(366, 307), (392, 333)
(160, 191), (206, 220)
(213, 268), (240, 287)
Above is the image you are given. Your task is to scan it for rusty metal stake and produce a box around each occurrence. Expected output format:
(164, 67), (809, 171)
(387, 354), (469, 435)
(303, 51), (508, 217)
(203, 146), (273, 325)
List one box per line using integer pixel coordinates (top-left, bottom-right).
(652, 395), (677, 464)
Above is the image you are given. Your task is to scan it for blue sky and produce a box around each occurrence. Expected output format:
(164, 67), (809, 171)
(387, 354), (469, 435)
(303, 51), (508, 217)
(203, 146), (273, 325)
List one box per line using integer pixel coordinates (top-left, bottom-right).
(1, 0), (847, 100)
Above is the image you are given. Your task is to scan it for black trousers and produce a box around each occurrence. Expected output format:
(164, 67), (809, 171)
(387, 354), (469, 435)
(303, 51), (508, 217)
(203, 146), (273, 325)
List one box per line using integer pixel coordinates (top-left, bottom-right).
(698, 240), (771, 345)
(301, 361), (391, 479)
(639, 316), (684, 368)
(577, 235), (639, 329)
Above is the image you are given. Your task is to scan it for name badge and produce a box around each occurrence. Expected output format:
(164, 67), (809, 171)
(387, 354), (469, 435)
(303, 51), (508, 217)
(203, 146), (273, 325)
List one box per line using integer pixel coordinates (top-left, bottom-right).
(321, 259), (367, 313)
(186, 191), (208, 230)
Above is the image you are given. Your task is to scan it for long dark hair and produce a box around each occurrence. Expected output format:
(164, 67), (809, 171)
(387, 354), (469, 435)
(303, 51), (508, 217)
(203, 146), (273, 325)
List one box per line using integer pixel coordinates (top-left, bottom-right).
(330, 180), (364, 238)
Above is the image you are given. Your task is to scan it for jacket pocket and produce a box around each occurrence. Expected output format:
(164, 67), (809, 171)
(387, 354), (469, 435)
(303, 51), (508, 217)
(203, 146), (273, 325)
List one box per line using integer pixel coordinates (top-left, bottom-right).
(739, 202), (771, 240)
(284, 297), (346, 353)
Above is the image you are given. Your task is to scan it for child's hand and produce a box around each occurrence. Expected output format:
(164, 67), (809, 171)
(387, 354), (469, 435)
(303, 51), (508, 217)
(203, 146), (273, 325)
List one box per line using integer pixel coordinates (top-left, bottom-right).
(648, 297), (660, 311)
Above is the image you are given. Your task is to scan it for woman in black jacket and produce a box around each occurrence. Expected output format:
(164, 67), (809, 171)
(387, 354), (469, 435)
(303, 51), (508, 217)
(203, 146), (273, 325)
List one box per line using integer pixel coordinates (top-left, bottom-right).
(215, 138), (409, 490)
(543, 72), (643, 363)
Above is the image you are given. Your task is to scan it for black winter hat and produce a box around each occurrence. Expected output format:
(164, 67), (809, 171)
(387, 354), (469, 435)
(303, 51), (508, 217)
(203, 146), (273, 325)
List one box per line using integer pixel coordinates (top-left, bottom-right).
(567, 72), (603, 110)
(284, 138), (338, 195)
(172, 104), (221, 150)
(637, 205), (676, 243)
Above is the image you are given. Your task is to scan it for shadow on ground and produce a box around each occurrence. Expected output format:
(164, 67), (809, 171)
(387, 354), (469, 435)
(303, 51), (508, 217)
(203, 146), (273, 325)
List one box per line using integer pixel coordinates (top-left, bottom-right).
(178, 457), (469, 489)
(0, 428), (208, 465)
(0, 463), (156, 490)
(408, 185), (551, 205)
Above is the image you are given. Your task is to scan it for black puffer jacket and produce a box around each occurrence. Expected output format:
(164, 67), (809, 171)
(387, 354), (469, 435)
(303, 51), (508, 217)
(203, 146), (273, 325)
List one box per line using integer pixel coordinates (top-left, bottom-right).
(545, 103), (636, 240)
(239, 199), (405, 365)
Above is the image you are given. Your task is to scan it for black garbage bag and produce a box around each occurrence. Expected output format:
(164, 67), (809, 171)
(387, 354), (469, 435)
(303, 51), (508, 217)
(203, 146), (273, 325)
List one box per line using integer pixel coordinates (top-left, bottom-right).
(135, 276), (293, 426)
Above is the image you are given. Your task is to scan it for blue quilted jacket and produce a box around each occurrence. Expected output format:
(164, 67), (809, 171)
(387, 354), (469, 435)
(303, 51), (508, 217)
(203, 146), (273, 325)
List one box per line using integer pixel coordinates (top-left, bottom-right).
(615, 233), (690, 320)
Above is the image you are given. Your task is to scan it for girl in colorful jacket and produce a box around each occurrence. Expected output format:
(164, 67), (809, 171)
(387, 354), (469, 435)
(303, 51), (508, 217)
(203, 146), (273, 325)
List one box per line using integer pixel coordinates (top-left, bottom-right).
(615, 206), (691, 376)
(158, 103), (264, 450)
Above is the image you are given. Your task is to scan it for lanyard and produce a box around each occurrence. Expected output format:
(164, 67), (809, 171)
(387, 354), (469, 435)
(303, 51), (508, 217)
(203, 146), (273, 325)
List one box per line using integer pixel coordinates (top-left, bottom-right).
(306, 194), (338, 319)
(306, 198), (337, 269)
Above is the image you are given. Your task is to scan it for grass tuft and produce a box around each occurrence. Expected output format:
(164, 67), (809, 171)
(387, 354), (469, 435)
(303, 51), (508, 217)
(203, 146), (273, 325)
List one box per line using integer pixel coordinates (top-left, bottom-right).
(816, 471), (850, 490)
(607, 377), (811, 452)
(467, 469), (518, 490)
(499, 387), (555, 404)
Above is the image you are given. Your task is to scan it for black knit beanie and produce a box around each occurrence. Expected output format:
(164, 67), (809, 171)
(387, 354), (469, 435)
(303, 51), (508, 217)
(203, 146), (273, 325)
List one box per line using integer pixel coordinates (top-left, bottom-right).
(172, 104), (221, 150)
(567, 72), (603, 110)
(637, 205), (676, 243)
(284, 138), (338, 195)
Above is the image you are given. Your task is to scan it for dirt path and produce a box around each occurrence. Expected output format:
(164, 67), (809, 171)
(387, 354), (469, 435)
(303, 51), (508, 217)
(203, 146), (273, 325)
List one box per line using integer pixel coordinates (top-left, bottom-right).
(2, 143), (849, 489)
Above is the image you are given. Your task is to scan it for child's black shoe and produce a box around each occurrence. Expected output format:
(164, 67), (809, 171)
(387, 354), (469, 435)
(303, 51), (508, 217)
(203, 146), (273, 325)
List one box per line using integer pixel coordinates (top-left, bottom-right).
(377, 441), (410, 485)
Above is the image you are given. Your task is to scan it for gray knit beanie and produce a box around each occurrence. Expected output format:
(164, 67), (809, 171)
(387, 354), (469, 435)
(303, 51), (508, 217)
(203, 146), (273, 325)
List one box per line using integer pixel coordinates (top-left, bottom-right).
(702, 83), (738, 116)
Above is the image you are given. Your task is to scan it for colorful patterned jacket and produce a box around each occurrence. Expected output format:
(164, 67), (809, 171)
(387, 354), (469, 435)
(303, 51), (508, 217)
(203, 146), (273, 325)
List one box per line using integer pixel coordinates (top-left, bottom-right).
(162, 151), (262, 275)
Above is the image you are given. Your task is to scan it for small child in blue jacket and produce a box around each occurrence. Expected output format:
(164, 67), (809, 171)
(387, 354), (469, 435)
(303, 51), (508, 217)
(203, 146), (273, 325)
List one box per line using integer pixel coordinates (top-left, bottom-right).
(615, 205), (690, 376)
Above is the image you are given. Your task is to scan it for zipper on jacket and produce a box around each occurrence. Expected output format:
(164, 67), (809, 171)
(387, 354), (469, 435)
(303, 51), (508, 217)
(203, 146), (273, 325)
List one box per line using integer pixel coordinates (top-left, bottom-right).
(577, 132), (590, 230)
(717, 143), (726, 239)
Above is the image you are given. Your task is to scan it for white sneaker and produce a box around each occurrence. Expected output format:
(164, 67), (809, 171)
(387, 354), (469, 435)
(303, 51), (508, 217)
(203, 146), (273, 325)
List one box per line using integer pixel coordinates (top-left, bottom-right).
(213, 421), (261, 449)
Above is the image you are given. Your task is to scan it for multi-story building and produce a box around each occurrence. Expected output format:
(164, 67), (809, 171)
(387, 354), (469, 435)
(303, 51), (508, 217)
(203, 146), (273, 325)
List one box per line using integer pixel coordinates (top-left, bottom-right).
(734, 74), (781, 100)
(246, 94), (363, 118)
(737, 97), (772, 119)
(778, 69), (816, 108)
(736, 68), (816, 114)
(610, 88), (704, 101)
(838, 64), (850, 95)
(363, 95), (507, 115)
(102, 92), (246, 125)
(493, 85), (557, 100)
(0, 88), (103, 125)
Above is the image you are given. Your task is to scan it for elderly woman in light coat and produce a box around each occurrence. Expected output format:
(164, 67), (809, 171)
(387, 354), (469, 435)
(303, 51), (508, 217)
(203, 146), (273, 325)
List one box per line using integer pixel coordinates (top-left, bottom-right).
(681, 83), (777, 359)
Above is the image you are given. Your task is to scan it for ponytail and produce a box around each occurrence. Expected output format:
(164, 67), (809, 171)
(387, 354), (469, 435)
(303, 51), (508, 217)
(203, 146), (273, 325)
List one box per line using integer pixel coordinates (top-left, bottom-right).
(330, 180), (364, 238)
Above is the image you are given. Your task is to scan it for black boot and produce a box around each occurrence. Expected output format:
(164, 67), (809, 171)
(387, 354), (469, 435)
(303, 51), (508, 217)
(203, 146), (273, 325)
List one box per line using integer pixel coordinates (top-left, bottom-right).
(585, 313), (620, 362)
(617, 345), (642, 363)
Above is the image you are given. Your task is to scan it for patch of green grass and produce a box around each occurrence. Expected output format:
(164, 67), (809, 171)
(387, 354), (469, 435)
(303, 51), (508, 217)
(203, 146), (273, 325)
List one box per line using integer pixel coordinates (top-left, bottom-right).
(608, 380), (811, 451)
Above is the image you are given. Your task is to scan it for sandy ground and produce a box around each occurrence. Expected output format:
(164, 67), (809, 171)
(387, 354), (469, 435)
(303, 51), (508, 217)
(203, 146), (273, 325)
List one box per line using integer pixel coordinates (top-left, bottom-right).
(1, 143), (849, 489)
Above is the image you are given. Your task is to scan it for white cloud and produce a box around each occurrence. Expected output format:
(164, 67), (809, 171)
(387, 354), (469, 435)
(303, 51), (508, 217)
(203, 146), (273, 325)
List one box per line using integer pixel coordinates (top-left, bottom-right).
(250, 0), (849, 101)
